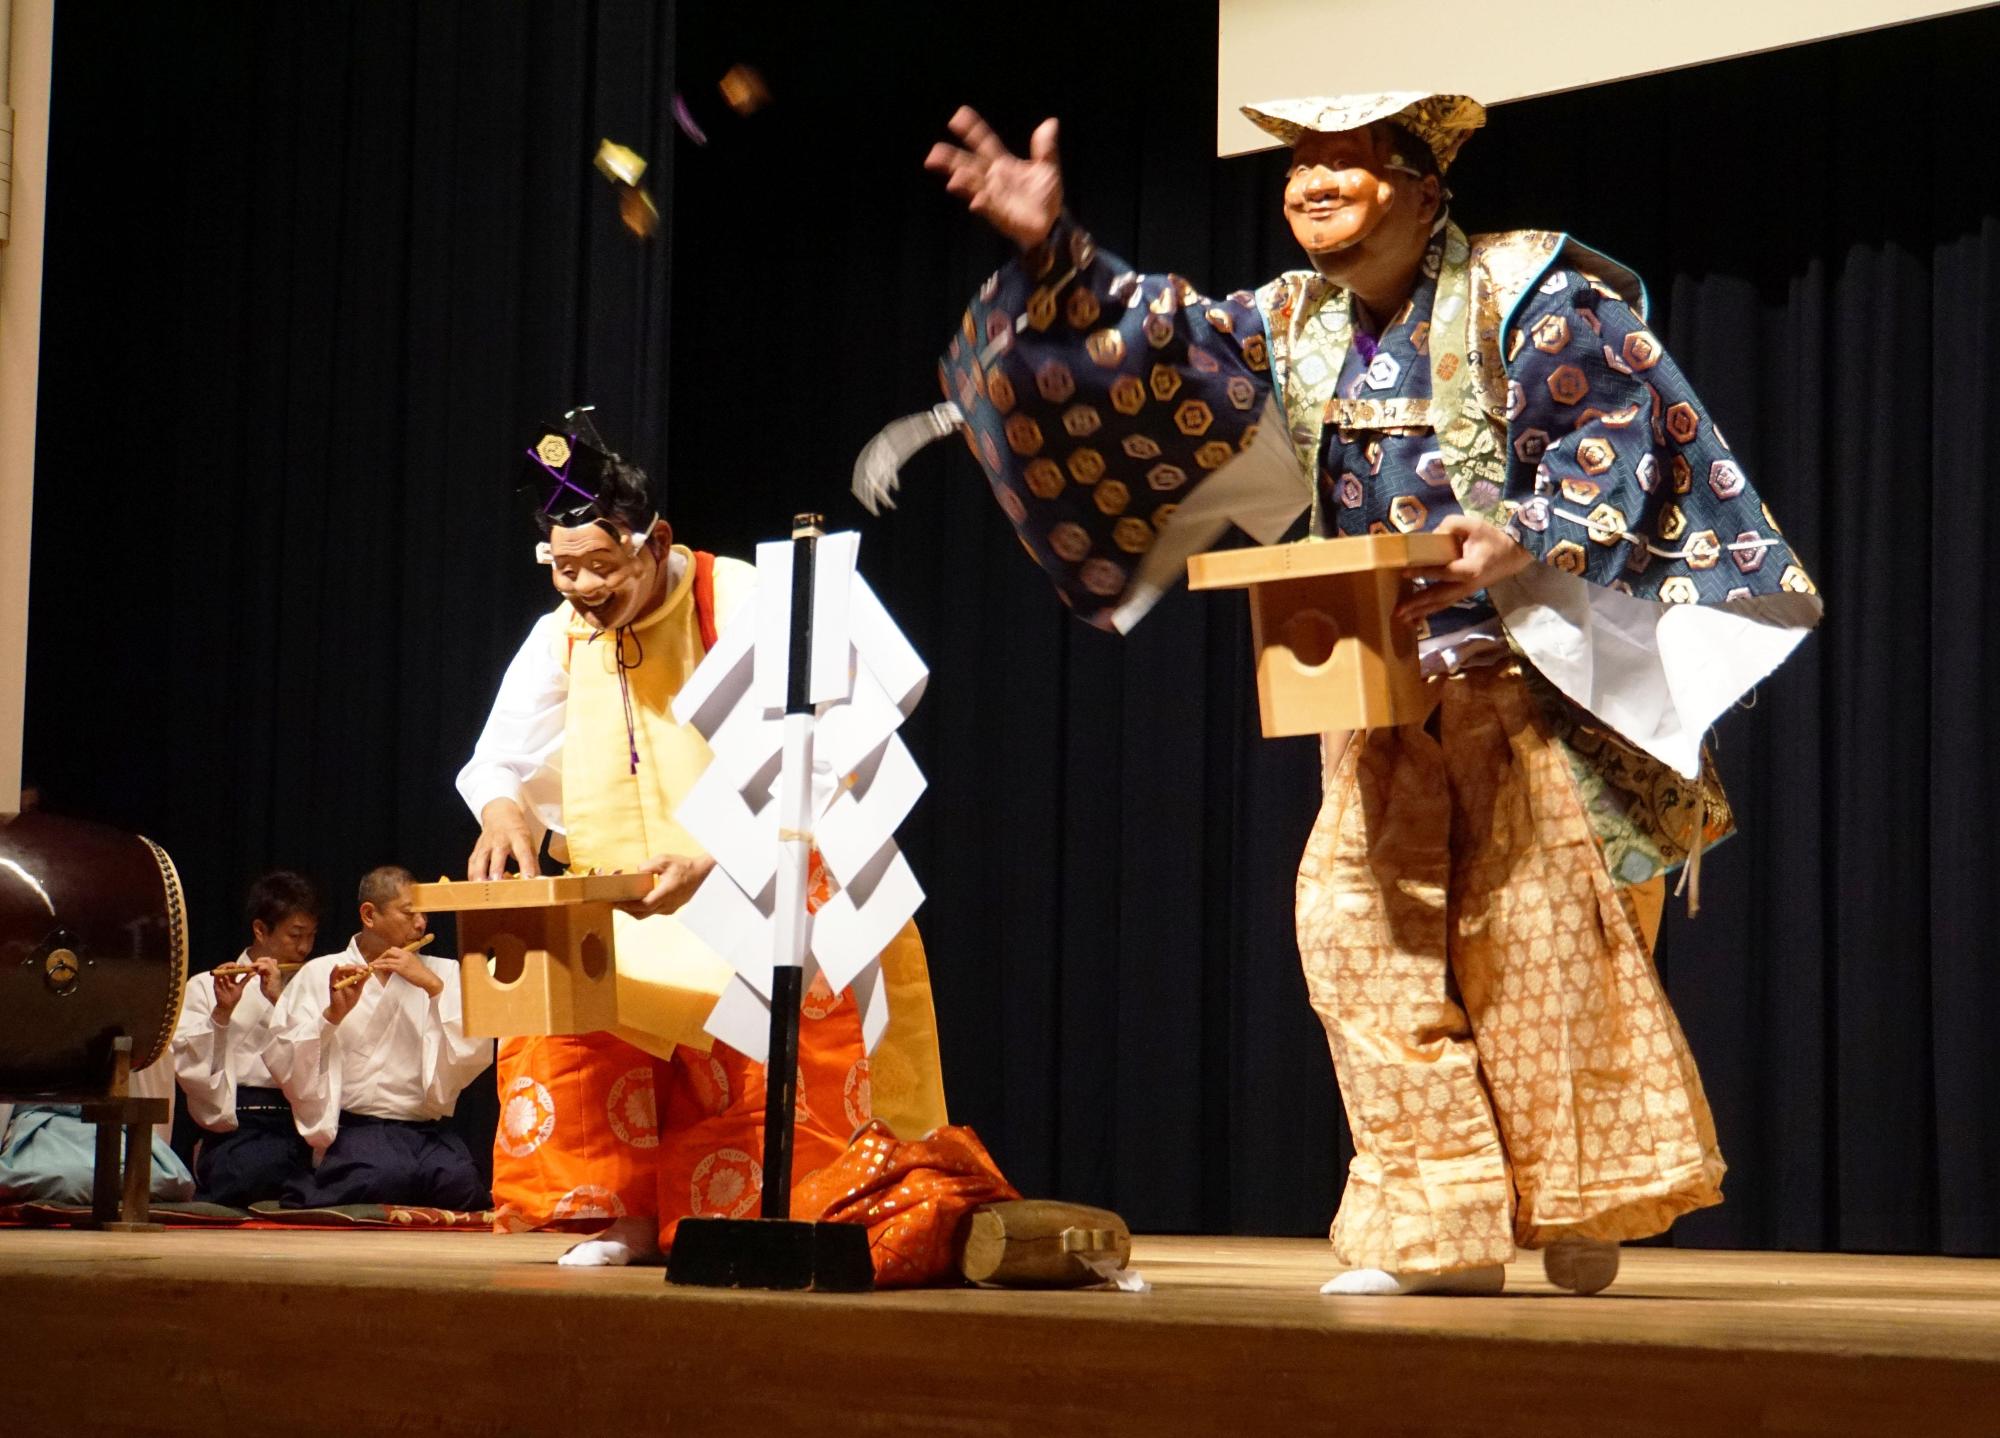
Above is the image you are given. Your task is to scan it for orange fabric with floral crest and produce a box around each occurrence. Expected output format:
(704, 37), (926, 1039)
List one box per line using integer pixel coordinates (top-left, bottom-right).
(795, 1120), (1020, 1287)
(491, 995), (870, 1238)
(494, 853), (876, 1241)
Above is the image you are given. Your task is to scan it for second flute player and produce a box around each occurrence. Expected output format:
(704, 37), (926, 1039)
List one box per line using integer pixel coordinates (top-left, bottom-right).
(171, 871), (322, 1207)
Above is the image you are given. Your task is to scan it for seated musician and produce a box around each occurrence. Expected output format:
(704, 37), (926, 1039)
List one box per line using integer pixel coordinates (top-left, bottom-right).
(171, 870), (321, 1206)
(263, 865), (493, 1210)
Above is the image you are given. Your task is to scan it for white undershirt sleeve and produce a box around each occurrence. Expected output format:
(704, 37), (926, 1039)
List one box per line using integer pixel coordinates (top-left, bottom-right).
(171, 973), (241, 1132)
(1491, 564), (1821, 778)
(417, 959), (494, 1112)
(261, 959), (344, 1151)
(1111, 400), (1313, 634)
(455, 609), (571, 839)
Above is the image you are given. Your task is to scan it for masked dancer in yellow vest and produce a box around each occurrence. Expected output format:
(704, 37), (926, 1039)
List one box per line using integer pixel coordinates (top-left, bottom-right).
(458, 410), (949, 1265)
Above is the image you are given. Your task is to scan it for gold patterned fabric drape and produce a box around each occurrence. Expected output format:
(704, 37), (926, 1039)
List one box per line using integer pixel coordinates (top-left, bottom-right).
(1296, 665), (1725, 1273)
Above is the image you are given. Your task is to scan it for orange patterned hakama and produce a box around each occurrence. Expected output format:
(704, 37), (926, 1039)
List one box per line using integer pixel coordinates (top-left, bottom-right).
(490, 963), (875, 1243)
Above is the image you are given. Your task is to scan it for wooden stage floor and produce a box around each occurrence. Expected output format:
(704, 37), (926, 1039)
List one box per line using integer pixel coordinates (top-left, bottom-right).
(1, 1230), (1995, 1436)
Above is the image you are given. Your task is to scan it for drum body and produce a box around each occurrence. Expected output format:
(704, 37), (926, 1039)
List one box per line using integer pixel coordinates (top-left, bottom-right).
(0, 813), (189, 1095)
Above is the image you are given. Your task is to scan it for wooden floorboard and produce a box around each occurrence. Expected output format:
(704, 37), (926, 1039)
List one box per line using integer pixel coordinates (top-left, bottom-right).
(1, 1231), (1995, 1435)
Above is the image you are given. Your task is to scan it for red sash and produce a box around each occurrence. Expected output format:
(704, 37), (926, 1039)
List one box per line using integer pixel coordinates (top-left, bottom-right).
(692, 550), (719, 652)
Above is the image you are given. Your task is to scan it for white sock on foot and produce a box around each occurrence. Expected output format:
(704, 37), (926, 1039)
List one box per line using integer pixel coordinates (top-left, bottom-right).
(1320, 1264), (1506, 1296)
(557, 1215), (659, 1268)
(1541, 1237), (1619, 1295)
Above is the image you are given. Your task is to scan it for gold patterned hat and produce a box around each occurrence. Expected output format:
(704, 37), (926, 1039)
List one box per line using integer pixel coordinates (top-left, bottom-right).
(1239, 92), (1486, 172)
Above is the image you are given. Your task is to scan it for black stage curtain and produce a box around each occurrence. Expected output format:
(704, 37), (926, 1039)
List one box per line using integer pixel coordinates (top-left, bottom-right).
(28, 2), (2000, 1252)
(25, 0), (683, 1180)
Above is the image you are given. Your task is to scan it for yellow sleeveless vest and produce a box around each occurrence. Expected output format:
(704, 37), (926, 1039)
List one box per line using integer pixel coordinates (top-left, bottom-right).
(555, 545), (743, 1055)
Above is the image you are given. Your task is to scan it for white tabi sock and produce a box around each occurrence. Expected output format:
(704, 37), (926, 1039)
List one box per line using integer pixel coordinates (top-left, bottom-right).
(1541, 1237), (1620, 1295)
(557, 1215), (660, 1268)
(1319, 1264), (1507, 1296)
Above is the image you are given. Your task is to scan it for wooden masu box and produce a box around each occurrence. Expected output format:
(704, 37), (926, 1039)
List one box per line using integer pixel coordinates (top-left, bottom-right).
(408, 874), (652, 1039)
(1188, 533), (1458, 737)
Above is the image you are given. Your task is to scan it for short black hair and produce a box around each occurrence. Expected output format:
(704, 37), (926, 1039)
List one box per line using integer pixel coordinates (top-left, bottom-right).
(246, 870), (320, 933)
(357, 865), (415, 910)
(532, 452), (657, 539)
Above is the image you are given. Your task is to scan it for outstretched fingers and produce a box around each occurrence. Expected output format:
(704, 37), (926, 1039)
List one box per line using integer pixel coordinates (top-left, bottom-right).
(949, 105), (1012, 161)
(930, 107), (1062, 248)
(923, 140), (976, 175)
(925, 143), (987, 197)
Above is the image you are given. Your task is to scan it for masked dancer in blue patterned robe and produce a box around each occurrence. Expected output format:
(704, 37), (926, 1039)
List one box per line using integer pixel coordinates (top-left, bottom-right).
(901, 92), (1822, 1295)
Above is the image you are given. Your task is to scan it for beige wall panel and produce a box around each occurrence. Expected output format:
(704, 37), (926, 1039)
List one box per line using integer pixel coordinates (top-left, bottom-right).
(1219, 0), (1994, 154)
(0, 0), (54, 812)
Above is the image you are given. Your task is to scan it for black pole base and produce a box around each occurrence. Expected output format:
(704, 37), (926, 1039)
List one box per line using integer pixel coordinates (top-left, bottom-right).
(667, 1216), (873, 1292)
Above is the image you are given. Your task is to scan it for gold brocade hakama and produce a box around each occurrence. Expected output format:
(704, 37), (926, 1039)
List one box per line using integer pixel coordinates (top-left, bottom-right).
(1295, 664), (1724, 1275)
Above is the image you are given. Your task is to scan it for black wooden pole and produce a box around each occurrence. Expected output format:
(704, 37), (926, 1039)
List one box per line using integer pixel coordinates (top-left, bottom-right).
(759, 513), (819, 1218)
(665, 511), (871, 1290)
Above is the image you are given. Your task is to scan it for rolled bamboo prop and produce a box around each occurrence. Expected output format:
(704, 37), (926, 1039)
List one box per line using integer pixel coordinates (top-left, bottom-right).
(959, 1199), (1133, 1288)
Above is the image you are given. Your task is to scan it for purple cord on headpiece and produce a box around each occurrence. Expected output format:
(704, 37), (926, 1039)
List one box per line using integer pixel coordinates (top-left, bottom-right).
(527, 447), (600, 515)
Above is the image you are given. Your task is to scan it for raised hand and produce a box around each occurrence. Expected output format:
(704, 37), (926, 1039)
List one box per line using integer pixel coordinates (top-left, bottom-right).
(371, 946), (444, 999)
(322, 963), (370, 1026)
(251, 955), (284, 1004)
(212, 968), (251, 1021)
(924, 106), (1062, 250)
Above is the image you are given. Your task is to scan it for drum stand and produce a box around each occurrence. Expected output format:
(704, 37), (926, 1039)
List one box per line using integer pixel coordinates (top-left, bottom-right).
(0, 1035), (166, 1230)
(81, 1036), (168, 1231)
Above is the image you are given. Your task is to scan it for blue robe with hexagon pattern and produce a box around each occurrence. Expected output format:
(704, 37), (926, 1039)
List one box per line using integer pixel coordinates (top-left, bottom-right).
(932, 214), (1822, 884)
